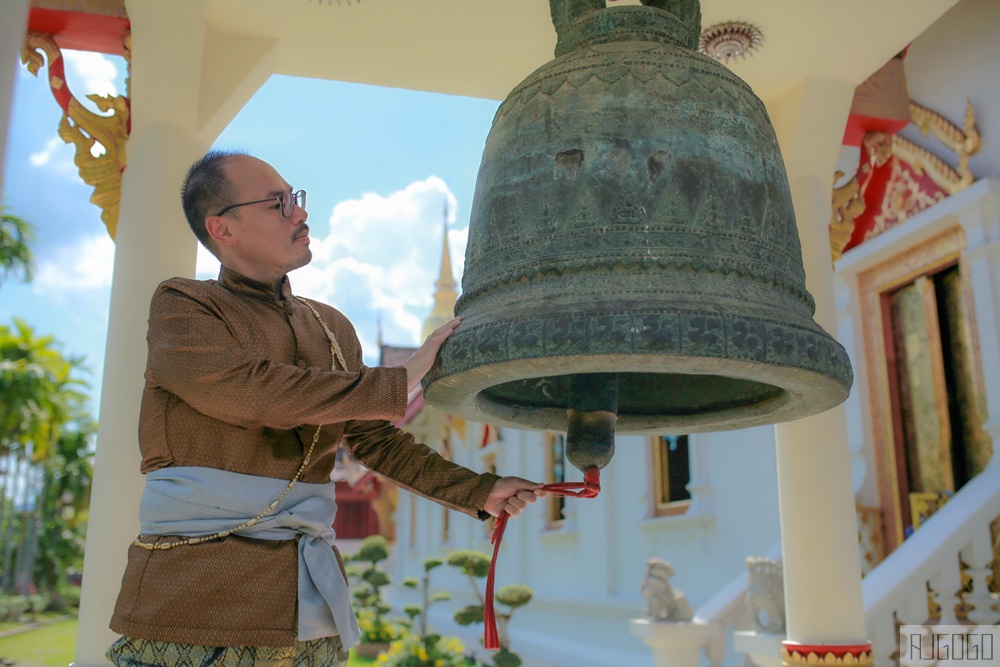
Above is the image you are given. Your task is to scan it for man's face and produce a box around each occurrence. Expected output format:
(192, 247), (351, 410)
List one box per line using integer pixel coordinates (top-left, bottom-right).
(220, 156), (311, 278)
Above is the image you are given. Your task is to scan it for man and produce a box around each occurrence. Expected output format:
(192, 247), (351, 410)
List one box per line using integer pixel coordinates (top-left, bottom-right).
(108, 150), (544, 666)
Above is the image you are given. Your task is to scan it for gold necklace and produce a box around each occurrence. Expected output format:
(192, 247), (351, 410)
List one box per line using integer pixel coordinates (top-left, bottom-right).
(134, 296), (346, 551)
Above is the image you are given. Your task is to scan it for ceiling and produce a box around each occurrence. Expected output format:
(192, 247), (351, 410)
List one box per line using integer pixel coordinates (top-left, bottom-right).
(203, 0), (958, 105)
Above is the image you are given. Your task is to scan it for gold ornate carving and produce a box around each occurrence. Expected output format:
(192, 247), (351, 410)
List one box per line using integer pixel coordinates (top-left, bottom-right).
(780, 647), (873, 667)
(857, 505), (885, 575)
(21, 31), (130, 239)
(830, 133), (893, 262)
(909, 491), (950, 530)
(830, 173), (863, 263)
(830, 99), (980, 263)
(857, 226), (969, 552)
(906, 99), (980, 195)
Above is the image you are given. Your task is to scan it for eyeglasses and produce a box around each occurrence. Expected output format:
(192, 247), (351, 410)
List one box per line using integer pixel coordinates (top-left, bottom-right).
(214, 189), (306, 219)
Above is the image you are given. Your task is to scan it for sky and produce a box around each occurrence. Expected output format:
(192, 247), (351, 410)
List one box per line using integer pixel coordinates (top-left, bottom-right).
(1, 50), (502, 416)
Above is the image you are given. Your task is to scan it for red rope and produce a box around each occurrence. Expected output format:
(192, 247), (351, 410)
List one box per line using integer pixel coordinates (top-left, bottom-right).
(483, 467), (601, 650)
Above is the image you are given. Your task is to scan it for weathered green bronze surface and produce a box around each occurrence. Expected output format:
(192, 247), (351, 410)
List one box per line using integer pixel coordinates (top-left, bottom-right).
(423, 0), (853, 461)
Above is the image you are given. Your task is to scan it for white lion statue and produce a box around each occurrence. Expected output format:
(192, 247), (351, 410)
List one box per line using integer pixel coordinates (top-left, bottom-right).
(641, 558), (694, 622)
(745, 556), (785, 634)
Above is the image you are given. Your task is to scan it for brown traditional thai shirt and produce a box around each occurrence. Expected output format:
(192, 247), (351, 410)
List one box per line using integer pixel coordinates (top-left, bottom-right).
(110, 266), (499, 647)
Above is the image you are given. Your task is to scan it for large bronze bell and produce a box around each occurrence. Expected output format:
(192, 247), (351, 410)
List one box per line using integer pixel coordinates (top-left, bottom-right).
(423, 0), (852, 472)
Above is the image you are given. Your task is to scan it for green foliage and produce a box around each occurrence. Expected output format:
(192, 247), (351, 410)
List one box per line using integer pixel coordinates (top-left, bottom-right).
(375, 633), (466, 667)
(0, 318), (93, 600)
(445, 550), (490, 578)
(362, 568), (390, 588)
(0, 595), (28, 622)
(431, 591), (452, 603)
(401, 577), (418, 589)
(355, 608), (402, 644)
(423, 557), (443, 572)
(445, 549), (535, 665)
(495, 585), (532, 608)
(356, 535), (390, 564)
(0, 208), (34, 284)
(348, 535), (395, 647)
(403, 604), (421, 620)
(452, 604), (484, 627)
(492, 649), (523, 667)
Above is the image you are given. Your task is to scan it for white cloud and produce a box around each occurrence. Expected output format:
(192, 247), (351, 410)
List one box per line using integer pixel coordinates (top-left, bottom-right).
(292, 176), (467, 361)
(63, 50), (119, 98)
(34, 233), (115, 292)
(28, 135), (76, 176)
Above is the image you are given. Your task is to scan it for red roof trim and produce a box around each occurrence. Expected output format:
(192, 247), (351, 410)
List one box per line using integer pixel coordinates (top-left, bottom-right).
(28, 7), (129, 56)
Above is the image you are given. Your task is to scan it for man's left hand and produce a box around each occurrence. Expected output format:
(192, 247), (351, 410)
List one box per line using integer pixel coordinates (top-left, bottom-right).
(484, 476), (547, 518)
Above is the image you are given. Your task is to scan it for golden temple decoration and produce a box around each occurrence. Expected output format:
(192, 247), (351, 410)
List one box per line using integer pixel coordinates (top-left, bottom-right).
(856, 505), (885, 575)
(830, 99), (980, 263)
(893, 99), (979, 197)
(829, 173), (862, 264)
(857, 226), (971, 552)
(780, 647), (873, 667)
(830, 133), (893, 262)
(909, 491), (951, 530)
(21, 31), (130, 239)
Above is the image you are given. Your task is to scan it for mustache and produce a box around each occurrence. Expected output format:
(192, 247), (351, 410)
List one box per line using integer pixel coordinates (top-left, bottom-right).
(293, 224), (309, 240)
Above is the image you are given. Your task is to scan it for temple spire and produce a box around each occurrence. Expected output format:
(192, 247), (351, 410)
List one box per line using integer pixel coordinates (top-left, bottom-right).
(421, 197), (459, 340)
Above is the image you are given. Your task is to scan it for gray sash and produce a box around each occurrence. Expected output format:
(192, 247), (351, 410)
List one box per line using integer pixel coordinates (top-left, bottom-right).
(139, 466), (361, 647)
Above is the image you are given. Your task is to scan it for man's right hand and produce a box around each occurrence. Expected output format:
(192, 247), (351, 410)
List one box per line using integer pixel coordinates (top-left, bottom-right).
(402, 317), (460, 393)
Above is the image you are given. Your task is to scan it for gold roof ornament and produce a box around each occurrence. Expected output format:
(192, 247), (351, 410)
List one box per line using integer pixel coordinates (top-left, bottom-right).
(21, 31), (130, 240)
(830, 98), (980, 262)
(420, 199), (459, 341)
(895, 98), (980, 196)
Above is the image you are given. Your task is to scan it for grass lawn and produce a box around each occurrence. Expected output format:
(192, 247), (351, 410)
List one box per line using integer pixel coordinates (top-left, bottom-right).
(0, 620), (380, 667)
(0, 617), (77, 667)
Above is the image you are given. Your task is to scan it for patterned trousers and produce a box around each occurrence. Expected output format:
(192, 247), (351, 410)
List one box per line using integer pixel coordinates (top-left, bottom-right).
(107, 635), (349, 667)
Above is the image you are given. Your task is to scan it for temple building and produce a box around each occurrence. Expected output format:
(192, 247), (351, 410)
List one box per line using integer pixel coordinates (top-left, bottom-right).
(1, 1), (998, 666)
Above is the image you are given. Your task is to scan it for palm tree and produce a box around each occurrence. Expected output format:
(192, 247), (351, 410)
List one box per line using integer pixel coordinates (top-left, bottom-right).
(0, 208), (34, 284)
(0, 319), (89, 595)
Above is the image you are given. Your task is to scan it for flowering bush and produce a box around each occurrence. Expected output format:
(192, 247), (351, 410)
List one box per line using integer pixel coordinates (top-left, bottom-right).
(375, 632), (467, 667)
(357, 607), (403, 644)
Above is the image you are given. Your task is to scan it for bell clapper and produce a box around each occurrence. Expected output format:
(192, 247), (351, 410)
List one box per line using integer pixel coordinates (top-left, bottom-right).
(565, 373), (619, 472)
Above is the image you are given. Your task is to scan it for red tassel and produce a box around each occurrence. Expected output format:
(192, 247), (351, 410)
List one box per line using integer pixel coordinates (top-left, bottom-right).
(484, 512), (509, 650)
(482, 467), (601, 651)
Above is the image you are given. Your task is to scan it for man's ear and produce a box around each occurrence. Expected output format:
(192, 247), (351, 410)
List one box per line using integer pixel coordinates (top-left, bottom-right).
(205, 215), (237, 247)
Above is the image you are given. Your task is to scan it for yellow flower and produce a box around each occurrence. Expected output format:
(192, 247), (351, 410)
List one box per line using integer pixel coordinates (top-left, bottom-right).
(417, 647), (429, 661)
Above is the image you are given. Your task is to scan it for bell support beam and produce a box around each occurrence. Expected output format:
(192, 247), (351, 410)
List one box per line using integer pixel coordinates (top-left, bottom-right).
(0, 0), (30, 195)
(766, 78), (872, 664)
(72, 0), (272, 663)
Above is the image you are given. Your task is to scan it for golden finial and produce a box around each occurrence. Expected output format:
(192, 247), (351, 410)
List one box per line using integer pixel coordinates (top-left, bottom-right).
(421, 198), (459, 340)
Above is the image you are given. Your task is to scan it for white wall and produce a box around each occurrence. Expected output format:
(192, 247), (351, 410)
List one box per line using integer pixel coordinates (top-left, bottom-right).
(389, 420), (782, 667)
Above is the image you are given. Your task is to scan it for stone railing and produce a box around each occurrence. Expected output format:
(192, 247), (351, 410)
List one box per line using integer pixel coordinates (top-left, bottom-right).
(634, 465), (999, 667)
(628, 544), (783, 667)
(863, 464), (1000, 667)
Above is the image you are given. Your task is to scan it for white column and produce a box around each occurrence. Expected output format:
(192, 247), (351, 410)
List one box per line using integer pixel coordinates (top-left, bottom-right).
(0, 0), (30, 194)
(71, 0), (274, 661)
(766, 79), (870, 659)
(73, 121), (206, 667)
(957, 183), (1000, 464)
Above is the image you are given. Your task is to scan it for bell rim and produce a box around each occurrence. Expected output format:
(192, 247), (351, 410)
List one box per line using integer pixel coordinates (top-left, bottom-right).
(423, 352), (851, 435)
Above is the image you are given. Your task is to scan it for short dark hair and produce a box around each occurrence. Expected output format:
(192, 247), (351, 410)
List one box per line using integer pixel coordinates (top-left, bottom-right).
(180, 149), (247, 248)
